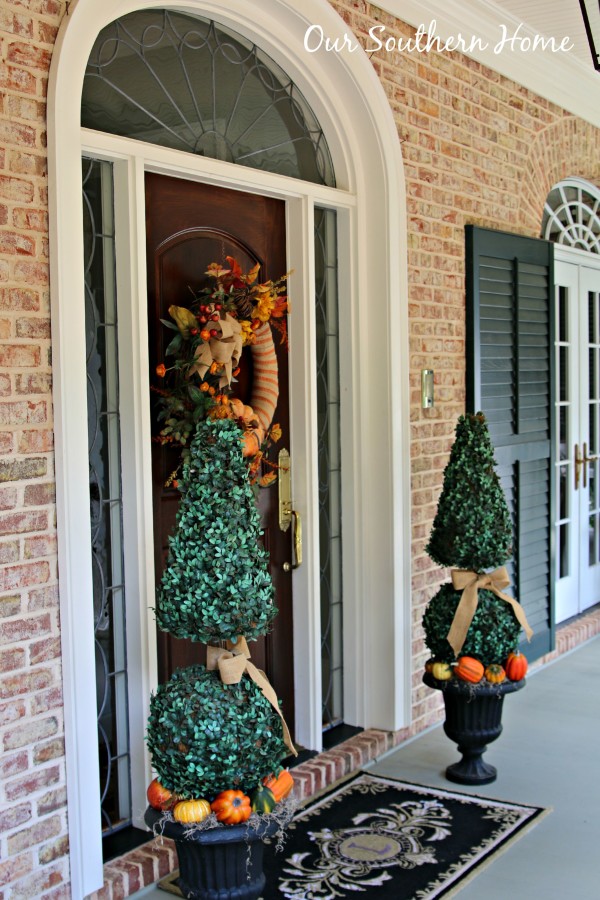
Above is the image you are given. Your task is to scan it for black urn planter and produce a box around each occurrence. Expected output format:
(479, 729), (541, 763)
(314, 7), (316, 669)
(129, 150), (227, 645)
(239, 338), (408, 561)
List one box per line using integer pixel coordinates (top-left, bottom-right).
(145, 806), (281, 900)
(423, 673), (525, 785)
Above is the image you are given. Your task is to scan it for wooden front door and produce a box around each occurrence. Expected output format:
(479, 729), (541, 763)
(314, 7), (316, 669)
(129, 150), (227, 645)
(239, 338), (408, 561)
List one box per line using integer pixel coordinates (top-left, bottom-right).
(146, 172), (294, 733)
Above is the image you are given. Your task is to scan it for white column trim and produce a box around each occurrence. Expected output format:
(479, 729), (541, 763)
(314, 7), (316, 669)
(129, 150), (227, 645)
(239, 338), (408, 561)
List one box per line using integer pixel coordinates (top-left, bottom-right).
(286, 196), (323, 751)
(112, 156), (158, 827)
(48, 17), (104, 897)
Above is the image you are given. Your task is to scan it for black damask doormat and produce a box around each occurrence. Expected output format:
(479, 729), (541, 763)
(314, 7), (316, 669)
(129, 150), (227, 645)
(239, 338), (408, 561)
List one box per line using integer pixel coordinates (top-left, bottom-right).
(158, 773), (548, 899)
(260, 773), (547, 899)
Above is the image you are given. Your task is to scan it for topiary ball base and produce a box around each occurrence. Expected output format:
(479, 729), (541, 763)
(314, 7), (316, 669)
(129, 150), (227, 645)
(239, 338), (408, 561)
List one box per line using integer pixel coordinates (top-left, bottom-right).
(146, 664), (288, 799)
(422, 582), (522, 663)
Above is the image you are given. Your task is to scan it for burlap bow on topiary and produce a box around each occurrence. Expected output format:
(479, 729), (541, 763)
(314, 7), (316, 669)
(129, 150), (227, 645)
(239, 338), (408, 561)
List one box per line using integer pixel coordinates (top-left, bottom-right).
(207, 636), (297, 757)
(448, 567), (533, 657)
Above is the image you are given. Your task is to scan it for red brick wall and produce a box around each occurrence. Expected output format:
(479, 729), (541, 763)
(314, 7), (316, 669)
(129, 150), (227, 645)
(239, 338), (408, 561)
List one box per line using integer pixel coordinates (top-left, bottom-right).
(0, 2), (67, 898)
(1, 1), (600, 897)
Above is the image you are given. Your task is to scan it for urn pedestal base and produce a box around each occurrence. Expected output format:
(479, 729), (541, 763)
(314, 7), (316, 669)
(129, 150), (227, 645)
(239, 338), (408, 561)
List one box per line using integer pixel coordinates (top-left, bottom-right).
(145, 807), (281, 900)
(423, 673), (525, 785)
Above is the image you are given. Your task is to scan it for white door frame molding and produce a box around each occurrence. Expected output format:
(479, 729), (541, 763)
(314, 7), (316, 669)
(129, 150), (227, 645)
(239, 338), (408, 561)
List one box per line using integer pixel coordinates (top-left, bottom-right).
(48, 1), (410, 894)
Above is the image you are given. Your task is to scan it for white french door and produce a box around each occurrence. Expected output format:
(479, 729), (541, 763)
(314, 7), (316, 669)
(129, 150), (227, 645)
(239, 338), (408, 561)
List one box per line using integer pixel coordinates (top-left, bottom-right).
(555, 249), (600, 622)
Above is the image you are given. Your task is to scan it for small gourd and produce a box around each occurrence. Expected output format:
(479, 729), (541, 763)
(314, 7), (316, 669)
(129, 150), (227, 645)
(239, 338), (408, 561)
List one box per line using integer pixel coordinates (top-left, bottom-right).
(211, 789), (252, 825)
(455, 656), (484, 683)
(250, 783), (276, 813)
(505, 651), (528, 681)
(172, 798), (211, 824)
(431, 661), (453, 681)
(262, 769), (294, 802)
(484, 663), (506, 684)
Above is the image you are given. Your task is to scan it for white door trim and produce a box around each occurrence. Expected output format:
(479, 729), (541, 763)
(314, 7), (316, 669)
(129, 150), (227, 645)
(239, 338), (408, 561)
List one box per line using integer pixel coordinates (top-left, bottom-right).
(48, 1), (410, 894)
(553, 255), (579, 623)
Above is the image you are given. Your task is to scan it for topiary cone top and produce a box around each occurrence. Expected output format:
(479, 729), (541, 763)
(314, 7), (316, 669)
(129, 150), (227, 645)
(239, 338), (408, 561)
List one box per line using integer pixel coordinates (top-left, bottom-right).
(156, 417), (276, 643)
(425, 412), (512, 572)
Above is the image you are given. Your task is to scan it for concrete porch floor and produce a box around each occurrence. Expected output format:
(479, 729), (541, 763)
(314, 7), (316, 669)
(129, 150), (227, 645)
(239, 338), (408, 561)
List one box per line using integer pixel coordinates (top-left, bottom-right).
(132, 633), (600, 899)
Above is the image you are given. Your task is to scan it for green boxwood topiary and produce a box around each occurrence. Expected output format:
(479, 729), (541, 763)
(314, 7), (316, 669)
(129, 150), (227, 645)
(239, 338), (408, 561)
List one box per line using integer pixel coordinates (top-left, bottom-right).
(422, 412), (525, 665)
(156, 418), (276, 643)
(146, 664), (288, 800)
(425, 412), (512, 571)
(422, 582), (522, 664)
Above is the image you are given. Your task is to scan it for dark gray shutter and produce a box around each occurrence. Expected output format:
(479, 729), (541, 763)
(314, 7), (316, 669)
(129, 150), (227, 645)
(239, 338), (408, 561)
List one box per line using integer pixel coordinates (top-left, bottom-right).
(466, 225), (555, 660)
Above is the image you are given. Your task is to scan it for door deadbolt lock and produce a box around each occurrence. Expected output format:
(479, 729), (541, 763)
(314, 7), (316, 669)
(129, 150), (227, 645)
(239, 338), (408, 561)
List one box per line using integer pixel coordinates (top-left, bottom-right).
(278, 448), (292, 531)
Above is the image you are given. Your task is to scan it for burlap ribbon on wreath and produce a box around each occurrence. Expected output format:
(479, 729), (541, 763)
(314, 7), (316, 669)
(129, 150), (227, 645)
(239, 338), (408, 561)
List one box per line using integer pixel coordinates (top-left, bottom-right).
(207, 636), (297, 757)
(189, 313), (243, 388)
(448, 567), (533, 657)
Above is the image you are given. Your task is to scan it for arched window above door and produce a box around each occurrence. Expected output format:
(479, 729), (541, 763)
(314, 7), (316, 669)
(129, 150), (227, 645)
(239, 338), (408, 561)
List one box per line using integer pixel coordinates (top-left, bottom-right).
(81, 8), (335, 186)
(542, 177), (600, 254)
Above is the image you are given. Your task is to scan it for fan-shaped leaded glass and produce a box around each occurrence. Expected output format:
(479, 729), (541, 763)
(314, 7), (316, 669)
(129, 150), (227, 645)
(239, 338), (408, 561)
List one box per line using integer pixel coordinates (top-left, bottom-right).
(542, 178), (600, 254)
(82, 9), (335, 186)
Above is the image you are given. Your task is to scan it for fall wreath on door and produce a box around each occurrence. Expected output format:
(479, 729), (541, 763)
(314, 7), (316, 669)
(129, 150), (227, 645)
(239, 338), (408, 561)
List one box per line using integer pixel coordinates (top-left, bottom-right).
(154, 256), (289, 486)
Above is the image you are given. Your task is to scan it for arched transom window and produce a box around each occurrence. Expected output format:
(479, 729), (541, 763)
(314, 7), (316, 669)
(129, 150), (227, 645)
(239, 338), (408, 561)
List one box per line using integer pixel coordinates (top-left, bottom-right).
(82, 8), (335, 185)
(542, 177), (600, 254)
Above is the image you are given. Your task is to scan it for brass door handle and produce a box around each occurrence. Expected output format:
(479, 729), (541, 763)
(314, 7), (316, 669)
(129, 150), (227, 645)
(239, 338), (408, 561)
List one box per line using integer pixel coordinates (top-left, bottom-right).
(282, 511), (302, 571)
(575, 442), (598, 490)
(575, 443), (583, 490)
(583, 442), (599, 490)
(292, 510), (302, 569)
(278, 448), (302, 570)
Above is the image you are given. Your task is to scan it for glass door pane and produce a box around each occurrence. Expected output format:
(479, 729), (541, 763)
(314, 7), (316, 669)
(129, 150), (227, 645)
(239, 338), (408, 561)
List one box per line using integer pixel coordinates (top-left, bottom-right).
(554, 263), (580, 622)
(315, 207), (343, 731)
(83, 157), (132, 836)
(588, 290), (600, 567)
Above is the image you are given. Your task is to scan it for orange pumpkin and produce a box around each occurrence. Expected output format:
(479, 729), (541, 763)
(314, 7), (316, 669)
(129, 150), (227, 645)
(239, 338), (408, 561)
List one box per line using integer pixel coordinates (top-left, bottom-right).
(211, 790), (252, 825)
(505, 651), (528, 681)
(262, 769), (294, 802)
(455, 656), (484, 683)
(146, 778), (177, 811)
(484, 663), (506, 684)
(172, 799), (211, 824)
